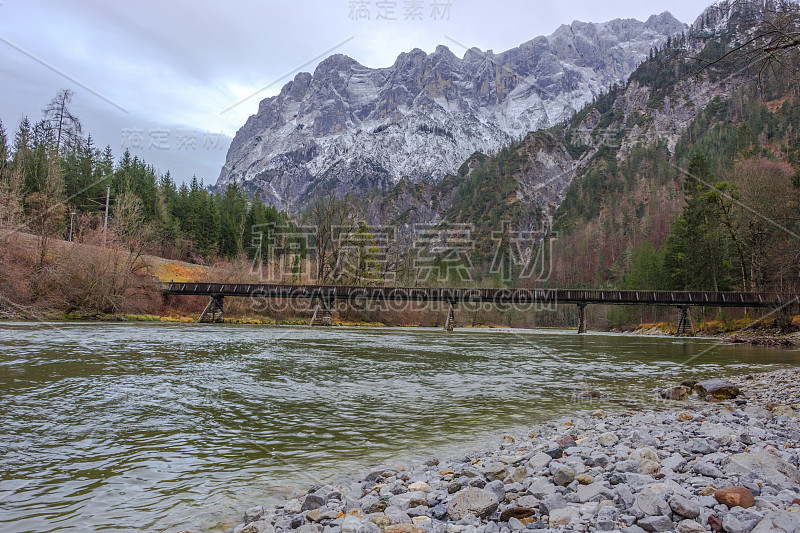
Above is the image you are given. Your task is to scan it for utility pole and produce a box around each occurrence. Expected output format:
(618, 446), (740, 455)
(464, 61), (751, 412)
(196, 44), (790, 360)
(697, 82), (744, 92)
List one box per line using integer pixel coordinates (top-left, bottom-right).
(69, 212), (76, 242)
(258, 231), (263, 277)
(103, 184), (110, 247)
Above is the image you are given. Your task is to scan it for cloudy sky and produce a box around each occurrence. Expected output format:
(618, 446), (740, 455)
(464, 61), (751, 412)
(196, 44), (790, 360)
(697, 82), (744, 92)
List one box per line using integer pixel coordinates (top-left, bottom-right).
(0, 0), (707, 184)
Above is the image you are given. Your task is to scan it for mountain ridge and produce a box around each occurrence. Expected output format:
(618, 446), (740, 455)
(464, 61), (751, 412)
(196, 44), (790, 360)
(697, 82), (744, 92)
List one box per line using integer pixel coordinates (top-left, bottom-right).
(216, 12), (687, 211)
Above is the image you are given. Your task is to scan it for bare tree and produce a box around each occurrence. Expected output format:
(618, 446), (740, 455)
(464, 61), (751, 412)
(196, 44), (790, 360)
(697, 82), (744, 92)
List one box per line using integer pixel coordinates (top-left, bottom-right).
(27, 153), (64, 268)
(42, 89), (83, 156)
(308, 193), (359, 284)
(0, 167), (24, 229)
(698, 0), (800, 83)
(733, 158), (796, 291)
(111, 191), (155, 272)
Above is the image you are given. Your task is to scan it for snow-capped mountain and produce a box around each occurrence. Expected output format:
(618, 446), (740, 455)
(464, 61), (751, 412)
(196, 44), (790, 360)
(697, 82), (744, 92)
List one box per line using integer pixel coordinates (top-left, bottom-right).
(217, 12), (686, 211)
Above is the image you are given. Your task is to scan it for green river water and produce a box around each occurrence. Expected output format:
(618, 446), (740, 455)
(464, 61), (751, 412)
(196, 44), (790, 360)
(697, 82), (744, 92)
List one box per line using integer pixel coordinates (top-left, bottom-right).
(1, 322), (799, 532)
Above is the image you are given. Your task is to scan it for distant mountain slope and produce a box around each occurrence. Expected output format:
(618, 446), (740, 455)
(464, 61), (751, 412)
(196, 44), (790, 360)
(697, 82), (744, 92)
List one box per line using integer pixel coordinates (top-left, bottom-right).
(217, 13), (686, 211)
(361, 0), (798, 288)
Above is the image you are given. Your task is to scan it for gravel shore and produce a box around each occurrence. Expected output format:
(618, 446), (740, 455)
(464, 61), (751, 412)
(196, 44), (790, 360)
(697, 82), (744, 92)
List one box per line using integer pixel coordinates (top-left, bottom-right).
(231, 368), (800, 533)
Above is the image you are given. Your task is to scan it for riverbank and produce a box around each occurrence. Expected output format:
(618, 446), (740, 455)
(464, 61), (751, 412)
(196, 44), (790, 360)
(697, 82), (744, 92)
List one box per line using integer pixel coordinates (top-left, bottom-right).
(3, 310), (799, 349)
(631, 320), (800, 346)
(230, 368), (800, 533)
(4, 310), (798, 348)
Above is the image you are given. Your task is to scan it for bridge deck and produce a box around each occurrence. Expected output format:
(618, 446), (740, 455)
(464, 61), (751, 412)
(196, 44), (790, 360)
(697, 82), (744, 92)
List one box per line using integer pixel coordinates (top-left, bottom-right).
(162, 282), (793, 308)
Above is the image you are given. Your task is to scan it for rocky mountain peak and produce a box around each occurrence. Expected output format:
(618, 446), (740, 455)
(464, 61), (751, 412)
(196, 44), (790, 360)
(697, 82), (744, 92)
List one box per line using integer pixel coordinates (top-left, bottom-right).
(217, 12), (687, 212)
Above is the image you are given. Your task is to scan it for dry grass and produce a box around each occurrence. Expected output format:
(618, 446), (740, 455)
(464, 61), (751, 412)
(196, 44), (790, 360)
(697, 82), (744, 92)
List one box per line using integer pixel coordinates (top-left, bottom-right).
(0, 229), (161, 316)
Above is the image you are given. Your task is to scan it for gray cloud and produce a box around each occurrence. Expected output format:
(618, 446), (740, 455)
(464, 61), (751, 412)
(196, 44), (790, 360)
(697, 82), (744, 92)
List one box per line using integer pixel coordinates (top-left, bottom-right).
(0, 0), (706, 184)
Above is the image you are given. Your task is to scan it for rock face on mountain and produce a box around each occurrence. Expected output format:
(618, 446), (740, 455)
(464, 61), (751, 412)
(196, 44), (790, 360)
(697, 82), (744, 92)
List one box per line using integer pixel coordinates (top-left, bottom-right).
(217, 13), (686, 211)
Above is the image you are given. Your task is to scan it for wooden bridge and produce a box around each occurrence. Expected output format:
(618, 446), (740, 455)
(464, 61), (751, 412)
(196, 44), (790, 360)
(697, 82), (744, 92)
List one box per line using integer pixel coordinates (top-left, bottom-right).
(162, 282), (797, 334)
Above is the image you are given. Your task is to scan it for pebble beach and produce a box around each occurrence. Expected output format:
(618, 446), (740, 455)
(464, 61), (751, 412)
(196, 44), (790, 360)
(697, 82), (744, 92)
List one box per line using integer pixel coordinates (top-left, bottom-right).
(230, 368), (800, 533)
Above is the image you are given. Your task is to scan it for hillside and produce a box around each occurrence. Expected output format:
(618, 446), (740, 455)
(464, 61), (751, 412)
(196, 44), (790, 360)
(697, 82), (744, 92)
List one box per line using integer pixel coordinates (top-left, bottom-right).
(356, 0), (800, 301)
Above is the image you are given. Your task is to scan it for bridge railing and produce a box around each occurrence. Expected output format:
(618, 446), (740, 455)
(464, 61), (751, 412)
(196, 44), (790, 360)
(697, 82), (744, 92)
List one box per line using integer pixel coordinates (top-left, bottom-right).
(160, 282), (794, 308)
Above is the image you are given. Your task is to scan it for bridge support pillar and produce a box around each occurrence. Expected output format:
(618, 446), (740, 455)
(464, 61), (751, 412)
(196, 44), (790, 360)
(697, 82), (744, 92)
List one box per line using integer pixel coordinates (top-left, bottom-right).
(310, 297), (333, 326)
(444, 303), (455, 332)
(577, 303), (587, 334)
(198, 295), (224, 323)
(677, 305), (694, 336)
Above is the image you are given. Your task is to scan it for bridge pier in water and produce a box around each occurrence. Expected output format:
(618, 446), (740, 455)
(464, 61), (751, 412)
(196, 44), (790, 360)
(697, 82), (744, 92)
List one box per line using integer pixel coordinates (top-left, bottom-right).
(198, 295), (225, 323)
(577, 303), (587, 334)
(677, 305), (695, 336)
(310, 297), (333, 326)
(444, 302), (455, 332)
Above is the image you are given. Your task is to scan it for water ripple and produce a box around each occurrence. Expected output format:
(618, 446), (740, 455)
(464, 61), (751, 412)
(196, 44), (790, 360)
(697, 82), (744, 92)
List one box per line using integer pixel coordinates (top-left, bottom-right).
(1, 323), (798, 532)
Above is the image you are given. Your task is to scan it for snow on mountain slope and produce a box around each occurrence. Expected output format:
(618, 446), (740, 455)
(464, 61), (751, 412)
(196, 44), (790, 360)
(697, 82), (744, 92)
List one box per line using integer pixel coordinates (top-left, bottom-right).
(217, 12), (686, 211)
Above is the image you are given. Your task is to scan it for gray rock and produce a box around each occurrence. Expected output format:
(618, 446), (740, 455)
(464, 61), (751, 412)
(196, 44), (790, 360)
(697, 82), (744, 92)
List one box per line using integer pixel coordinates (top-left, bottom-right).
(430, 504), (447, 520)
(699, 495), (718, 508)
(284, 499), (303, 514)
(675, 519), (705, 533)
(668, 495), (701, 518)
(507, 517), (525, 531)
(598, 433), (620, 447)
(385, 506), (412, 524)
(528, 479), (556, 499)
(634, 490), (670, 517)
(446, 488), (499, 520)
(553, 466), (575, 487)
(302, 494), (328, 512)
(690, 438), (720, 455)
(341, 515), (363, 533)
(616, 484), (636, 511)
(596, 505), (620, 531)
(357, 522), (380, 533)
(722, 451), (800, 484)
(388, 491), (428, 510)
(527, 452), (553, 470)
(616, 460), (641, 473)
(544, 447), (563, 459)
(621, 526), (648, 533)
(770, 508), (800, 531)
(238, 521), (275, 533)
(662, 385), (691, 400)
(776, 489), (799, 505)
(484, 480), (505, 502)
(547, 506), (578, 525)
(517, 495), (538, 508)
(406, 506), (428, 517)
(468, 477), (486, 488)
(359, 495), (379, 511)
(576, 483), (614, 503)
(245, 506), (265, 521)
(661, 454), (686, 472)
(723, 507), (763, 533)
(539, 494), (567, 515)
(692, 462), (724, 478)
(624, 473), (656, 491)
(590, 453), (611, 468)
(483, 463), (508, 482)
(636, 515), (674, 532)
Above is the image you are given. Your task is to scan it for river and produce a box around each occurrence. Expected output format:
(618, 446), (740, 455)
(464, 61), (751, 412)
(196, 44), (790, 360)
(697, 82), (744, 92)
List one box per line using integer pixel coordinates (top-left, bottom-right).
(1, 322), (798, 532)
